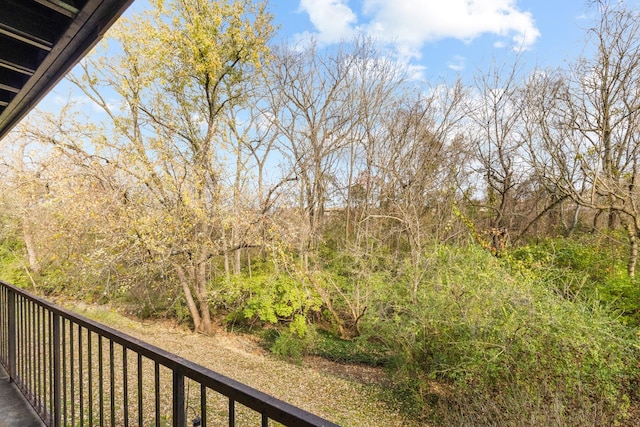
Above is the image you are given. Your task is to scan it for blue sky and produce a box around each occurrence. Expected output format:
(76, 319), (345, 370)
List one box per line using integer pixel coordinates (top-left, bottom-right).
(42, 0), (597, 108)
(267, 0), (591, 80)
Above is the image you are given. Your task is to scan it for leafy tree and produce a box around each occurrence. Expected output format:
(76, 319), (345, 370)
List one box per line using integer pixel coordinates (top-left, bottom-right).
(69, 0), (274, 333)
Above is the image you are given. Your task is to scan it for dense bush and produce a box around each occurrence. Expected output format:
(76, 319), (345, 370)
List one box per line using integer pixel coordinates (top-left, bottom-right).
(361, 244), (640, 425)
(511, 236), (640, 325)
(4, 229), (640, 425)
(217, 261), (323, 336)
(0, 238), (30, 288)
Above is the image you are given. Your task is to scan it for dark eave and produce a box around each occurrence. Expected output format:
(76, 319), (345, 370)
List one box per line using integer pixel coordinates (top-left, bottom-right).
(0, 0), (134, 140)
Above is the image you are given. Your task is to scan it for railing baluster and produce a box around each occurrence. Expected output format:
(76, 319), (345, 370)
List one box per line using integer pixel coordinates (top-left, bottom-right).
(26, 297), (32, 400)
(62, 318), (68, 425)
(0, 287), (3, 365)
(7, 287), (15, 382)
(173, 368), (185, 427)
(89, 331), (94, 427)
(42, 305), (46, 418)
(24, 299), (28, 398)
(70, 320), (75, 426)
(30, 301), (34, 408)
(155, 361), (161, 427)
(22, 298), (27, 391)
(79, 324), (84, 427)
(30, 300), (35, 402)
(110, 340), (115, 427)
(99, 335), (104, 427)
(19, 296), (24, 388)
(19, 296), (24, 389)
(201, 384), (207, 427)
(42, 307), (46, 423)
(36, 303), (42, 416)
(16, 296), (21, 386)
(24, 298), (29, 396)
(138, 353), (143, 427)
(229, 398), (235, 427)
(53, 312), (61, 427)
(123, 347), (129, 427)
(0, 287), (5, 366)
(49, 310), (54, 426)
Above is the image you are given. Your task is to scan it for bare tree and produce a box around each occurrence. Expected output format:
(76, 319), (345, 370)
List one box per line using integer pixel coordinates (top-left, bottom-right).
(264, 39), (361, 268)
(376, 83), (465, 301)
(465, 60), (564, 250)
(530, 0), (640, 275)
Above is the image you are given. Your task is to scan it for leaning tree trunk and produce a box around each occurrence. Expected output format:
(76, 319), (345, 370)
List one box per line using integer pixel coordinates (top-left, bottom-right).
(176, 265), (202, 331)
(22, 222), (40, 275)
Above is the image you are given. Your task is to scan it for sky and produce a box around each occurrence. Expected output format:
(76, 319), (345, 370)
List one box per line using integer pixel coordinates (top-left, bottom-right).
(266, 0), (592, 80)
(41, 0), (597, 109)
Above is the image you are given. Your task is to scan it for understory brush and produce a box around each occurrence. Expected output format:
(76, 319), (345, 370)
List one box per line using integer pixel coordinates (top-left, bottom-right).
(511, 236), (640, 325)
(6, 232), (639, 425)
(0, 238), (30, 288)
(361, 244), (640, 425)
(258, 326), (391, 366)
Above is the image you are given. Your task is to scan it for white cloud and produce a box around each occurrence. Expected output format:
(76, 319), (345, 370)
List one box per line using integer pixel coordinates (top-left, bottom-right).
(405, 63), (428, 81)
(448, 55), (466, 71)
(363, 0), (540, 56)
(298, 0), (357, 44)
(298, 0), (540, 58)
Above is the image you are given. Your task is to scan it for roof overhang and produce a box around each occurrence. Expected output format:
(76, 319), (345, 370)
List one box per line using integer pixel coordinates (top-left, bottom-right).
(0, 0), (134, 140)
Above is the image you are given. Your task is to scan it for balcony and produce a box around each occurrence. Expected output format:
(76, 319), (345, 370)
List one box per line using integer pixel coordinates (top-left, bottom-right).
(0, 280), (339, 427)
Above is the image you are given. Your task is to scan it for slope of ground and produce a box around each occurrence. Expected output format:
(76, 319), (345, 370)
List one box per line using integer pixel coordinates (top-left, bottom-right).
(66, 302), (420, 427)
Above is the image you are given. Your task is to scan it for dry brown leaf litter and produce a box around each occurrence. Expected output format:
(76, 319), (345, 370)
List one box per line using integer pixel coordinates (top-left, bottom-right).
(66, 303), (421, 427)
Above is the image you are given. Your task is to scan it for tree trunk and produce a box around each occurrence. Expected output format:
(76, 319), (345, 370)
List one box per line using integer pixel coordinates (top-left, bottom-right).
(176, 265), (202, 331)
(234, 248), (241, 275)
(568, 204), (580, 235)
(627, 224), (637, 278)
(223, 235), (231, 282)
(22, 223), (40, 275)
(195, 260), (214, 334)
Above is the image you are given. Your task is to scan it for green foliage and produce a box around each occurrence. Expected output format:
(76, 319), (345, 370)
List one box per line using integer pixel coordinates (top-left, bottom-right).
(511, 236), (640, 325)
(270, 327), (318, 362)
(365, 244), (639, 425)
(267, 324), (392, 366)
(311, 330), (390, 366)
(218, 261), (322, 334)
(0, 238), (30, 288)
(316, 242), (398, 337)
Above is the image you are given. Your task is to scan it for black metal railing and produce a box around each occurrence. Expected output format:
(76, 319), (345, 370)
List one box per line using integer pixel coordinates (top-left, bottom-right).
(0, 280), (339, 427)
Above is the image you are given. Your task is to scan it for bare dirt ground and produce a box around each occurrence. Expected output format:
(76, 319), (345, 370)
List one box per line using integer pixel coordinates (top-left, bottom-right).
(66, 302), (421, 427)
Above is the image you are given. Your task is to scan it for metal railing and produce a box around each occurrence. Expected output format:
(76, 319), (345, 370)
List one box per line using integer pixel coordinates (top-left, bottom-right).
(0, 280), (339, 427)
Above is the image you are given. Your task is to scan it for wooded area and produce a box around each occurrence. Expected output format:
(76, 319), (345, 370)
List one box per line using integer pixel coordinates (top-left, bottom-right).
(2, 0), (640, 424)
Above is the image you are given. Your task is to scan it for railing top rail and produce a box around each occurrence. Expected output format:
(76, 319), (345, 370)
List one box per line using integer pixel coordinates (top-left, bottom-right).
(0, 280), (340, 427)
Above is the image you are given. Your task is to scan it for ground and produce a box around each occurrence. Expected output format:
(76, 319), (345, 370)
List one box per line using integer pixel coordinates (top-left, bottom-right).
(65, 301), (421, 427)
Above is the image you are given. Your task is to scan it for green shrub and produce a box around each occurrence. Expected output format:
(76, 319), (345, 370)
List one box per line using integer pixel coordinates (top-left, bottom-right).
(270, 324), (318, 362)
(0, 238), (30, 288)
(365, 244), (639, 425)
(511, 237), (640, 325)
(217, 263), (323, 335)
(311, 330), (390, 366)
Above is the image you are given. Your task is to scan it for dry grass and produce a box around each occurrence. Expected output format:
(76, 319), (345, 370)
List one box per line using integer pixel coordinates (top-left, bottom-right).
(64, 302), (420, 427)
